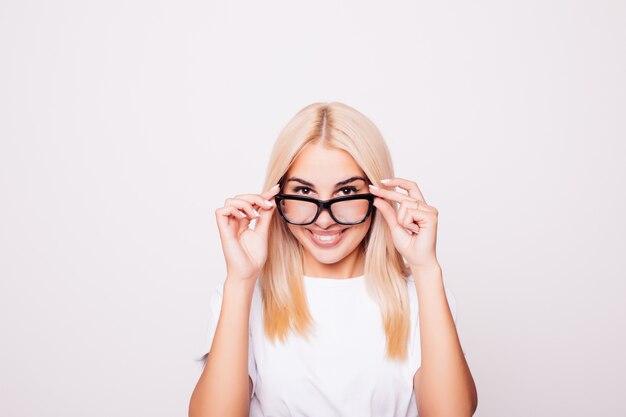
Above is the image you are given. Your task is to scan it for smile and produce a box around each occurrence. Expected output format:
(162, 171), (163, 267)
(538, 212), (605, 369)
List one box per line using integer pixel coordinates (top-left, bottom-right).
(306, 228), (347, 248)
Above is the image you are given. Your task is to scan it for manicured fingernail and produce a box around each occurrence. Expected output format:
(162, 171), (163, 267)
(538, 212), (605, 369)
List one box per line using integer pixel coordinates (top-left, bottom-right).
(272, 184), (280, 190)
(239, 210), (247, 218)
(253, 209), (260, 217)
(380, 179), (391, 183)
(264, 199), (274, 207)
(369, 184), (378, 190)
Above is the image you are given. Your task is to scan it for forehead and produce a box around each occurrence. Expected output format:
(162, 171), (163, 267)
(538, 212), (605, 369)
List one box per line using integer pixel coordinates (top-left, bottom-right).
(286, 143), (366, 186)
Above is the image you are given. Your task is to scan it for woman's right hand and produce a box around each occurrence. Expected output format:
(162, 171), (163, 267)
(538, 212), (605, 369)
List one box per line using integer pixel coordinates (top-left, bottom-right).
(215, 183), (281, 283)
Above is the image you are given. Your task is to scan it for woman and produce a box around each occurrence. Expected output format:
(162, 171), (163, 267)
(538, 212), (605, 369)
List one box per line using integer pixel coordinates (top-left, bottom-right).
(189, 102), (478, 417)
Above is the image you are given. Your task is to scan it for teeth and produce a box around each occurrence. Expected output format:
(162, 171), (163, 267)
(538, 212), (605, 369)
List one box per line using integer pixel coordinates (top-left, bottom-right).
(312, 231), (341, 242)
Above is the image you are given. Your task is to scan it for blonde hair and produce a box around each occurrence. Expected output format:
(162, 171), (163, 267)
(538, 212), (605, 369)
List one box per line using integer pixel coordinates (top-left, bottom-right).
(261, 102), (412, 361)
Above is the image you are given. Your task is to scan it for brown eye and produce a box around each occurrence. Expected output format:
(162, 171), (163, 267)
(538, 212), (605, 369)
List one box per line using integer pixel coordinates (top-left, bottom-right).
(339, 186), (358, 195)
(293, 186), (311, 194)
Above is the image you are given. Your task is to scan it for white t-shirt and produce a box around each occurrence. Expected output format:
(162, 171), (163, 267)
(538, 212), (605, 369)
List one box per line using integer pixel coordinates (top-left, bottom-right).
(196, 274), (457, 417)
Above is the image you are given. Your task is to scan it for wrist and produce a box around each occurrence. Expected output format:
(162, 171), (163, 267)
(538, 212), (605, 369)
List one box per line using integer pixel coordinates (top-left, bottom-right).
(409, 262), (442, 282)
(224, 275), (257, 292)
(409, 261), (441, 273)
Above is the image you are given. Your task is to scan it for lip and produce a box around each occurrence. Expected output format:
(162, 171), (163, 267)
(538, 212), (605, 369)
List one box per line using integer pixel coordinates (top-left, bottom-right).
(306, 228), (347, 248)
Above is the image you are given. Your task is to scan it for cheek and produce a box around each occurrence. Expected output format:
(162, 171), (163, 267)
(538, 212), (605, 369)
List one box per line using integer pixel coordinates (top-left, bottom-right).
(287, 225), (307, 243)
(345, 222), (372, 243)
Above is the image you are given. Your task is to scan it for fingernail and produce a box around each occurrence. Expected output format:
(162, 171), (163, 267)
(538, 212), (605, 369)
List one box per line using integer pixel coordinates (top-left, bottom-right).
(272, 184), (280, 190)
(253, 209), (260, 217)
(239, 210), (247, 218)
(369, 184), (378, 190)
(380, 179), (391, 183)
(264, 199), (274, 207)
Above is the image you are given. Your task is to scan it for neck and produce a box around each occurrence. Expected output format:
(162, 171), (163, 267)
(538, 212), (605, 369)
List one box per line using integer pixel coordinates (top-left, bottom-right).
(302, 248), (365, 279)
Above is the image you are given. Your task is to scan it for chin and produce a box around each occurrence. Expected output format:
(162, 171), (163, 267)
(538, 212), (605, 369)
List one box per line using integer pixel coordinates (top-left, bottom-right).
(306, 248), (350, 264)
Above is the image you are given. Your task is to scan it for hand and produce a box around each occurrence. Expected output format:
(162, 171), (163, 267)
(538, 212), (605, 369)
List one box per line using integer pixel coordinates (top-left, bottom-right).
(368, 177), (440, 269)
(215, 184), (280, 282)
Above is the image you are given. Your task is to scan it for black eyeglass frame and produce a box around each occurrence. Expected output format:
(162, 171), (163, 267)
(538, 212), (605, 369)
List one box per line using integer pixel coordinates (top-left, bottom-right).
(274, 193), (377, 226)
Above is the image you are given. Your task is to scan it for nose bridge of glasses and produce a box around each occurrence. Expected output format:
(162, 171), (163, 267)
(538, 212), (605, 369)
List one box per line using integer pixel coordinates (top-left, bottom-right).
(313, 200), (333, 222)
(317, 197), (354, 218)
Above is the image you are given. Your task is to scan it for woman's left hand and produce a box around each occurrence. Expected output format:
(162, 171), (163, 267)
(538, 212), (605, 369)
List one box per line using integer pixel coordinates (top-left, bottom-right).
(369, 177), (440, 270)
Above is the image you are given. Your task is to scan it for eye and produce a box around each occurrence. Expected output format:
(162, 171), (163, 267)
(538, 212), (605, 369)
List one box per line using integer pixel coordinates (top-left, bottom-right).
(292, 186), (312, 195)
(339, 186), (358, 195)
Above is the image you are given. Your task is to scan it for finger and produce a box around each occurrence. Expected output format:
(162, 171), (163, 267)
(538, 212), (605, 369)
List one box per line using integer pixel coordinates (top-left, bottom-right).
(225, 197), (262, 219)
(233, 193), (276, 210)
(253, 197), (276, 237)
(398, 199), (418, 223)
(399, 207), (420, 234)
(375, 197), (415, 237)
(215, 205), (250, 240)
(228, 184), (278, 233)
(397, 202), (420, 234)
(368, 184), (418, 204)
(380, 177), (426, 203)
(372, 196), (400, 230)
(399, 199), (419, 211)
(260, 184), (281, 201)
(216, 205), (249, 222)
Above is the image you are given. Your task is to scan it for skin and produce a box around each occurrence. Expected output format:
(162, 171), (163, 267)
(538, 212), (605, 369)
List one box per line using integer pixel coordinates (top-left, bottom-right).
(281, 142), (372, 279)
(281, 142), (478, 416)
(369, 179), (478, 416)
(191, 141), (477, 416)
(191, 182), (281, 416)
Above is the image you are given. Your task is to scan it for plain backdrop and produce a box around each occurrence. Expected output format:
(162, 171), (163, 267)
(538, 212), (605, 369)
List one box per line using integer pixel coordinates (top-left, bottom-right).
(1, 0), (625, 416)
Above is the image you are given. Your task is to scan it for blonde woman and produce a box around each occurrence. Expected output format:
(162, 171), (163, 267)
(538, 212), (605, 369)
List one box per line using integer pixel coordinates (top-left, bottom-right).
(189, 102), (478, 417)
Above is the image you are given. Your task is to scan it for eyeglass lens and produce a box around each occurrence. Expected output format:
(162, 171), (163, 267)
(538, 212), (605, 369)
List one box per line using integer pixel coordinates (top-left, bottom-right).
(279, 198), (370, 225)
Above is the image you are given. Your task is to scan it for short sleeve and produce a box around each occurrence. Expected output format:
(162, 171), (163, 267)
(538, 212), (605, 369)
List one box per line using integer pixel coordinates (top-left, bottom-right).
(194, 282), (258, 399)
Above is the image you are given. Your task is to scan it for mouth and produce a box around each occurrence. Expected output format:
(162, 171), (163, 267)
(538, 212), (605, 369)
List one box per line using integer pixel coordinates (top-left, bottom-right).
(306, 228), (348, 248)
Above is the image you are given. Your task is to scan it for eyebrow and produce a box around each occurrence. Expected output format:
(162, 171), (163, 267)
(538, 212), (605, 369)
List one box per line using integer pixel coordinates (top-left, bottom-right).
(286, 176), (368, 188)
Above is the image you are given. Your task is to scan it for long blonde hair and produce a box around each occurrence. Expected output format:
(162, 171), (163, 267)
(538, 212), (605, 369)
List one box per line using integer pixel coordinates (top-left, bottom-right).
(261, 102), (412, 361)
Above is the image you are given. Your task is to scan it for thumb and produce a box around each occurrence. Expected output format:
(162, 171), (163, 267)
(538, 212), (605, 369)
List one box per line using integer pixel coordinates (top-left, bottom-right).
(254, 200), (276, 237)
(373, 197), (400, 231)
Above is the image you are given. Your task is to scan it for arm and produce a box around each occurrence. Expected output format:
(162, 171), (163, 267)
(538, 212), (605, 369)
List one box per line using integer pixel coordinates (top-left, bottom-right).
(189, 277), (255, 417)
(412, 264), (478, 417)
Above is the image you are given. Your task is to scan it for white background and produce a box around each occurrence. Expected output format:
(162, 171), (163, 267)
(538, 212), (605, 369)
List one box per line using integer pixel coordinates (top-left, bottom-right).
(1, 0), (625, 416)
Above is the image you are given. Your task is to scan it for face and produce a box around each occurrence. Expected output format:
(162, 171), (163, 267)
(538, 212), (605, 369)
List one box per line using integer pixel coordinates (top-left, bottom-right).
(279, 143), (373, 277)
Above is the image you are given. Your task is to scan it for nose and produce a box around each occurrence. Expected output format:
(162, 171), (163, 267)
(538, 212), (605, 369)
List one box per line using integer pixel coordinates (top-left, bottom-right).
(314, 206), (336, 229)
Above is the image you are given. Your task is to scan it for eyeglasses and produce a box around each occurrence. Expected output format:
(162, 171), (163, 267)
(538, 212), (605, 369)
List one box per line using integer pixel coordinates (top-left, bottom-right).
(274, 193), (376, 226)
